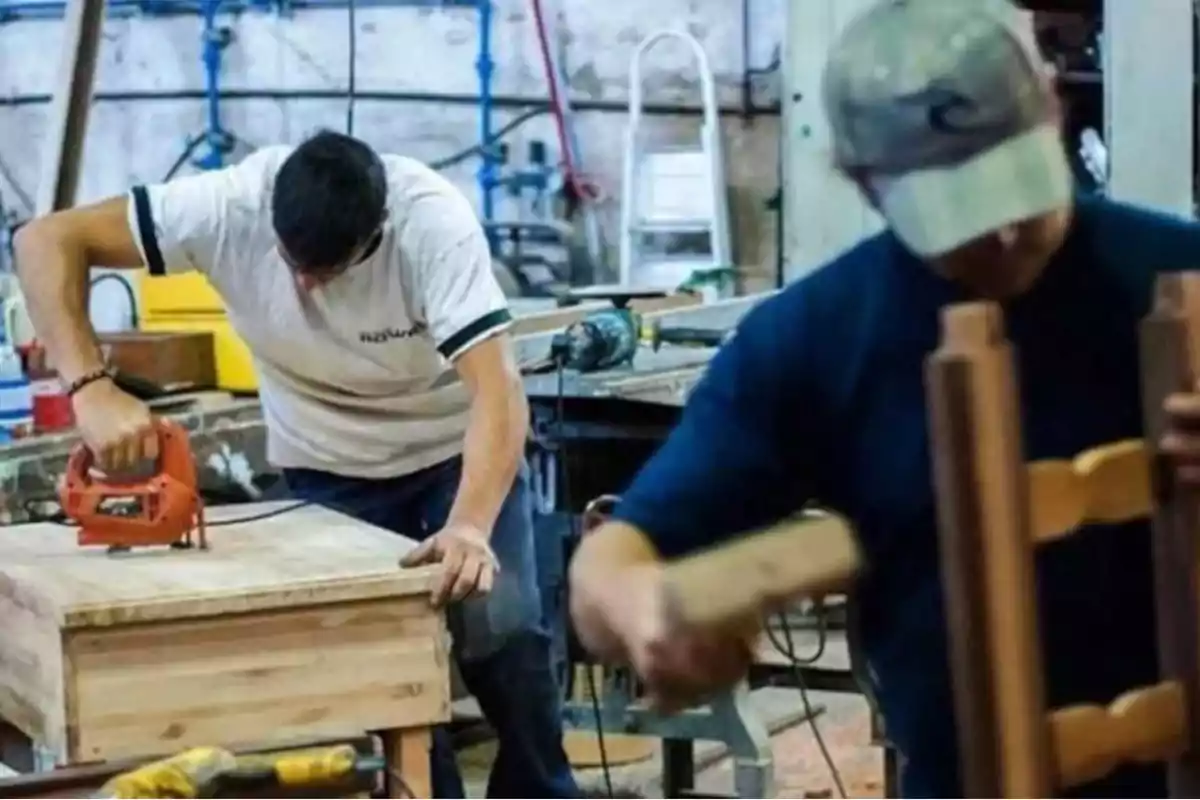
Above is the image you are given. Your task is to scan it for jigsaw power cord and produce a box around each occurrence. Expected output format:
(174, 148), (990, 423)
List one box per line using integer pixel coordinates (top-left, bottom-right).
(22, 494), (316, 529)
(551, 358), (615, 799)
(765, 604), (827, 667)
(18, 471), (404, 530)
(769, 608), (848, 799)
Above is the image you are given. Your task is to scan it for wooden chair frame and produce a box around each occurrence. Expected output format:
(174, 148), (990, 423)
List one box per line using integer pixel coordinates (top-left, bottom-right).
(926, 273), (1200, 797)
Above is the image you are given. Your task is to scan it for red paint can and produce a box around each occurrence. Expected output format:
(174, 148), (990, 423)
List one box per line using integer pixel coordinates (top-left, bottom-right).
(23, 343), (74, 434)
(31, 379), (73, 433)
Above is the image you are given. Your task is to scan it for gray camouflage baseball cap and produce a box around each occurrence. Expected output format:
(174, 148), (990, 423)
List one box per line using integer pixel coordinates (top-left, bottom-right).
(822, 0), (1073, 257)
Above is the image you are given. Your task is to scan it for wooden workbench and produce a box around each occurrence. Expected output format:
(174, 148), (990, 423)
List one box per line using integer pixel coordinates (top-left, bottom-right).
(0, 502), (450, 797)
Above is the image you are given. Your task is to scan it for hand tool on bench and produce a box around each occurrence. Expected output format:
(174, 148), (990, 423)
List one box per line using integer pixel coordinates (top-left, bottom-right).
(59, 417), (207, 552)
(93, 743), (385, 799)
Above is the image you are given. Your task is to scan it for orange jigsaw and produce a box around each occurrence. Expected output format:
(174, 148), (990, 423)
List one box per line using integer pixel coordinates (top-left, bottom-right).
(59, 418), (207, 552)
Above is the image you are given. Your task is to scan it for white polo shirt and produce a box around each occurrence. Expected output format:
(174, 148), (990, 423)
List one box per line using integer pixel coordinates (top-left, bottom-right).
(127, 145), (513, 479)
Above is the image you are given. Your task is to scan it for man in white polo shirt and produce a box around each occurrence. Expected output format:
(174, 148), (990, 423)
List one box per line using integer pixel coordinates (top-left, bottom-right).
(13, 130), (578, 799)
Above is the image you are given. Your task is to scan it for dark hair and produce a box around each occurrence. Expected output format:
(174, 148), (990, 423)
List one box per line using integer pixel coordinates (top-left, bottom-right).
(272, 130), (387, 274)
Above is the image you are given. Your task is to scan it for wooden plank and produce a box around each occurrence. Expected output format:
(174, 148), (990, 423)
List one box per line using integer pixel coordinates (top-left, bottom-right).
(925, 303), (1053, 798)
(0, 502), (438, 628)
(1138, 272), (1200, 795)
(65, 597), (448, 763)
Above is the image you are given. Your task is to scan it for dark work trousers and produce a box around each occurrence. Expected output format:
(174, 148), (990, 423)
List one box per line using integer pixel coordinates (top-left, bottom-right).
(283, 456), (578, 799)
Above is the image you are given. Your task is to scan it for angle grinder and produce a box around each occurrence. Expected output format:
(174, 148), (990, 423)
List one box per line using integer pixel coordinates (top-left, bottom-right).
(550, 306), (640, 373)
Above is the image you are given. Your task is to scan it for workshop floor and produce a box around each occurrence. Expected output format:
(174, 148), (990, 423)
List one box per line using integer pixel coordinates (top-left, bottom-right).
(459, 689), (881, 798)
(459, 629), (885, 799)
(456, 628), (883, 796)
(693, 691), (884, 799)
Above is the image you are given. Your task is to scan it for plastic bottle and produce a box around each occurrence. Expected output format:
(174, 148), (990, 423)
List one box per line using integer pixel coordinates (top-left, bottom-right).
(0, 324), (32, 438)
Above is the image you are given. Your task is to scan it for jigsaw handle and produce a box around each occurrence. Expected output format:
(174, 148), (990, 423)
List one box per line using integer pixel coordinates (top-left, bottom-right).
(59, 418), (202, 549)
(64, 416), (182, 479)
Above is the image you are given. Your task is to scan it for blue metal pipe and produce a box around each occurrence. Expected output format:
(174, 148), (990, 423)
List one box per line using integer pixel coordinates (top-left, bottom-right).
(0, 0), (475, 22)
(474, 0), (496, 251)
(195, 0), (225, 168)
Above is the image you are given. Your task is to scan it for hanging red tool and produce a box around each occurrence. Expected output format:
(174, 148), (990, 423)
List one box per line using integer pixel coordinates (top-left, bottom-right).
(528, 0), (600, 205)
(59, 418), (207, 552)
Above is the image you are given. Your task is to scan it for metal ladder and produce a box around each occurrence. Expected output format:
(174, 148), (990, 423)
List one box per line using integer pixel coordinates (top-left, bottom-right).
(618, 30), (732, 297)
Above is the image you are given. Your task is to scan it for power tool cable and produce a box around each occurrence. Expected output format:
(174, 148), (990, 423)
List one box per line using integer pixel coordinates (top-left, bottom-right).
(552, 355), (615, 799)
(546, 325), (847, 799)
(18, 476), (389, 530)
(768, 607), (848, 798)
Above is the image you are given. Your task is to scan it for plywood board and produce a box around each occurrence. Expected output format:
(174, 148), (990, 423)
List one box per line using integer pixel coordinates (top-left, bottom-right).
(0, 502), (439, 628)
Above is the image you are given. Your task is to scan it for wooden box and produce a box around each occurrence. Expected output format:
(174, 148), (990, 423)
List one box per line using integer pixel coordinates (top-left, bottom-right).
(0, 503), (450, 765)
(99, 331), (217, 392)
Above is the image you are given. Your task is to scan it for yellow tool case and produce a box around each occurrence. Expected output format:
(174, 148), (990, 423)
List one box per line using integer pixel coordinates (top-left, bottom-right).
(137, 272), (258, 393)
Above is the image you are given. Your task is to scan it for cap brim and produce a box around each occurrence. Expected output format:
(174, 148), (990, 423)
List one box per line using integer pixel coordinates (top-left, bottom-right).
(874, 123), (1074, 258)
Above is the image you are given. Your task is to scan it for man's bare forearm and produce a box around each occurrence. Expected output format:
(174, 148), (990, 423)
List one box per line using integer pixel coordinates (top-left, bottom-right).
(13, 218), (105, 384)
(570, 521), (660, 588)
(448, 374), (529, 534)
(568, 520), (662, 661)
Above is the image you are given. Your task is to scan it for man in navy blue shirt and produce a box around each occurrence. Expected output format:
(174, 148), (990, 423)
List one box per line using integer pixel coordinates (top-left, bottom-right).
(569, 0), (1200, 796)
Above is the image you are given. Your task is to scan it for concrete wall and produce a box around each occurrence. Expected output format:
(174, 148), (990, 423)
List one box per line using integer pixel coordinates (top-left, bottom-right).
(0, 0), (788, 326)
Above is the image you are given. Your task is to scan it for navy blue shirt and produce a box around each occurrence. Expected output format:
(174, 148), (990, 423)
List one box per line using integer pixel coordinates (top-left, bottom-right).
(613, 194), (1200, 797)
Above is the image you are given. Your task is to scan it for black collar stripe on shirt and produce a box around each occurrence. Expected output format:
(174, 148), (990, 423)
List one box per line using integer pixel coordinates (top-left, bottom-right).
(355, 230), (384, 264)
(131, 186), (167, 277)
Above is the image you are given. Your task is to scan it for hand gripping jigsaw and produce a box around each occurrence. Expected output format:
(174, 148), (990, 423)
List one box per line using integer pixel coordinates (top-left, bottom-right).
(59, 418), (207, 552)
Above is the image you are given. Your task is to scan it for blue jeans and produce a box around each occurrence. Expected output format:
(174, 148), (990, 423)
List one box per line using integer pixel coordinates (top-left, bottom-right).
(283, 456), (578, 799)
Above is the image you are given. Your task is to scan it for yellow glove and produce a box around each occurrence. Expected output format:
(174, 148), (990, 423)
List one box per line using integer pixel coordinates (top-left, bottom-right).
(97, 747), (237, 799)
